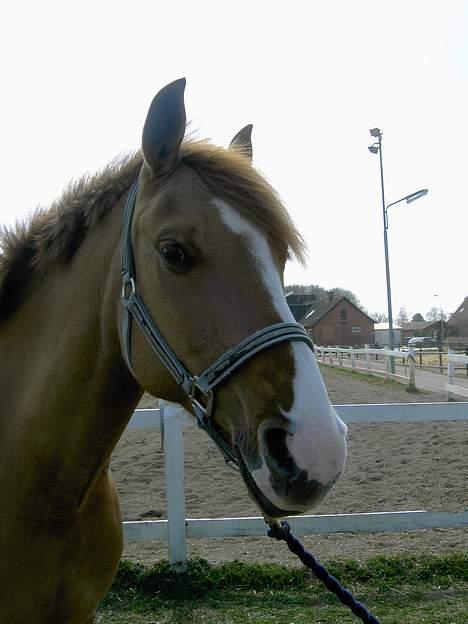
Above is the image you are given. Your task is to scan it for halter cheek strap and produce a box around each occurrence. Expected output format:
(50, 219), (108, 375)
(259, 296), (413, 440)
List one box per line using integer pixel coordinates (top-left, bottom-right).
(120, 182), (314, 467)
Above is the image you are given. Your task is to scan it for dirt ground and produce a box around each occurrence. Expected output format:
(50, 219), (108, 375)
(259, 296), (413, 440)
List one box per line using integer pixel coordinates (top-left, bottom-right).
(112, 366), (467, 565)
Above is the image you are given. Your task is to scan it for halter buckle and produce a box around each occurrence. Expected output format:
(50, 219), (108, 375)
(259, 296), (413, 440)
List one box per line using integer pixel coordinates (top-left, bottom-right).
(121, 276), (136, 300)
(189, 377), (214, 424)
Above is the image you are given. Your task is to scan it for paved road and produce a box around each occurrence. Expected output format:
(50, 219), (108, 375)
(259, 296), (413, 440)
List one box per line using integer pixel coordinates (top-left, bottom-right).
(320, 355), (468, 398)
(410, 364), (468, 395)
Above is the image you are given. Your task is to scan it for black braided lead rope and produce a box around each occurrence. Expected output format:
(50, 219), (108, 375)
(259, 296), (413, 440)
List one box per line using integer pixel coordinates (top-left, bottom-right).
(268, 521), (381, 624)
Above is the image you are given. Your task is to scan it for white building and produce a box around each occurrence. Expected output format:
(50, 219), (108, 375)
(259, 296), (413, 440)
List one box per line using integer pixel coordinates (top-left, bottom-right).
(374, 323), (402, 347)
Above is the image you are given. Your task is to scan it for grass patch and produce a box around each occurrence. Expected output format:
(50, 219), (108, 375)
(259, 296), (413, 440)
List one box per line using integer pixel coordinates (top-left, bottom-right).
(98, 553), (468, 623)
(318, 361), (418, 391)
(107, 553), (468, 598)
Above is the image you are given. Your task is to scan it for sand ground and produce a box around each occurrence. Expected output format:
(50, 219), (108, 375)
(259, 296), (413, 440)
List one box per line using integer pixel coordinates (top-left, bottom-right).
(112, 366), (467, 565)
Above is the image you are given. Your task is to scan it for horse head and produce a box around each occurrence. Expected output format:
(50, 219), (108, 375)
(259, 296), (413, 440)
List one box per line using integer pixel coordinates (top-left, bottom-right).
(122, 79), (347, 518)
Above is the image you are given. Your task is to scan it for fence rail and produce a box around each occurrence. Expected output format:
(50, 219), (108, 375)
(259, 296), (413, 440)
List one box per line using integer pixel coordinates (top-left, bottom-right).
(447, 351), (468, 399)
(316, 345), (468, 399)
(124, 510), (468, 541)
(315, 345), (416, 387)
(124, 402), (468, 572)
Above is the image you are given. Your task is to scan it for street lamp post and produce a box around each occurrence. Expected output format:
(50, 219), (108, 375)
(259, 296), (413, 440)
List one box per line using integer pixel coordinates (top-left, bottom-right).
(368, 129), (394, 366)
(368, 128), (428, 372)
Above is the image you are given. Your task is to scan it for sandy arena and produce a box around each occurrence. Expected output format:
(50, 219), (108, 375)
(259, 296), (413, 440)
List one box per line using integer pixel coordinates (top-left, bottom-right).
(112, 365), (467, 565)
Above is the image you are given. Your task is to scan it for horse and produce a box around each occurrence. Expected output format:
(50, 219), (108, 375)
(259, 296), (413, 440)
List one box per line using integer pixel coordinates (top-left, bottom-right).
(0, 79), (347, 623)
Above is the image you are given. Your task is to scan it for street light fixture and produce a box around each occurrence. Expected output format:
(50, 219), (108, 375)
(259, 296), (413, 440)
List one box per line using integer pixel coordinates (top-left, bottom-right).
(385, 189), (429, 229)
(368, 128), (429, 371)
(406, 189), (428, 204)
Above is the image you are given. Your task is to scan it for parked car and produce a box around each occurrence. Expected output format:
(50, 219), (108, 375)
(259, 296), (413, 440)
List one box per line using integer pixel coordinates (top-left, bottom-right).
(407, 336), (439, 348)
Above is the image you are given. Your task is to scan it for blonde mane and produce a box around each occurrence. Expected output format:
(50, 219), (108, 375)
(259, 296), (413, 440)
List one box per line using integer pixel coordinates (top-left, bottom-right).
(0, 140), (306, 318)
(181, 140), (306, 265)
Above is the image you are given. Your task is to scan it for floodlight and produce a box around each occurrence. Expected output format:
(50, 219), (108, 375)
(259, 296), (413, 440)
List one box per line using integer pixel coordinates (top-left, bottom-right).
(368, 144), (379, 154)
(369, 128), (381, 138)
(406, 188), (428, 203)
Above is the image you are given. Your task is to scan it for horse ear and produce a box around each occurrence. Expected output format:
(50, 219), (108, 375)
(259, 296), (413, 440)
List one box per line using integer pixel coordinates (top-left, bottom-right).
(142, 78), (187, 176)
(229, 124), (253, 161)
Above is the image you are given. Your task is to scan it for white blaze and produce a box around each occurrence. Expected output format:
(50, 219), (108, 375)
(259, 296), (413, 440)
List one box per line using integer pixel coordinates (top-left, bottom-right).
(212, 198), (347, 509)
(212, 198), (293, 321)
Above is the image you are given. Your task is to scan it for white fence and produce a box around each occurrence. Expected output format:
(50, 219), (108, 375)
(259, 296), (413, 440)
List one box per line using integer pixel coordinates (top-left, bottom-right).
(315, 345), (416, 387)
(123, 401), (468, 572)
(446, 351), (468, 399)
(316, 345), (468, 399)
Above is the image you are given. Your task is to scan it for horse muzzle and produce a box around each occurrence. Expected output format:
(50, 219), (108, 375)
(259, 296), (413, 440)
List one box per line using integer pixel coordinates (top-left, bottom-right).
(237, 413), (347, 518)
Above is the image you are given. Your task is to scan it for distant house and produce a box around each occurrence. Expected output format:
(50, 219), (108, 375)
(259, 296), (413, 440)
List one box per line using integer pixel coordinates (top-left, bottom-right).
(286, 293), (375, 346)
(447, 296), (468, 341)
(286, 293), (318, 322)
(374, 323), (402, 347)
(400, 320), (446, 343)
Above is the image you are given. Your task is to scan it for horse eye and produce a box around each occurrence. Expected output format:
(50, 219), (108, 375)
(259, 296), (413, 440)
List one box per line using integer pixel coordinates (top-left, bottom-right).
(159, 242), (190, 272)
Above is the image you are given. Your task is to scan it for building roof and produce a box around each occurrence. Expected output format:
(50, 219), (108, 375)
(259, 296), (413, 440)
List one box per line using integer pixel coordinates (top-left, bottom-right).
(401, 320), (442, 331)
(374, 323), (402, 331)
(447, 296), (468, 326)
(290, 295), (375, 327)
(285, 293), (318, 322)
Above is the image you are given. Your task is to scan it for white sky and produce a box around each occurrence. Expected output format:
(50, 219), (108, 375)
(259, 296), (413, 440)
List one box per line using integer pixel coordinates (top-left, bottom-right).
(1, 1), (466, 319)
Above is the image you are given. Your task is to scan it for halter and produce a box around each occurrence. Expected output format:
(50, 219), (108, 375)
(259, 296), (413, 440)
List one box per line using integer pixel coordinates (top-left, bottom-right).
(120, 182), (314, 467)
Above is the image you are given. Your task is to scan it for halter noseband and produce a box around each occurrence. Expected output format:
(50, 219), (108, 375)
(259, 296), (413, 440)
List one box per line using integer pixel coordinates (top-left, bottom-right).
(120, 182), (314, 467)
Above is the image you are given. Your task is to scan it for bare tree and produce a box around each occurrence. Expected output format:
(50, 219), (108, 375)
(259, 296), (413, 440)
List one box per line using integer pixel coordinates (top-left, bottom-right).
(426, 307), (447, 322)
(372, 312), (388, 322)
(284, 284), (364, 309)
(396, 306), (409, 326)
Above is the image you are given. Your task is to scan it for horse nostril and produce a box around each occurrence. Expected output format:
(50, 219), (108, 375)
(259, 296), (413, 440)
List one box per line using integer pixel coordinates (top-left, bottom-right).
(263, 427), (293, 472)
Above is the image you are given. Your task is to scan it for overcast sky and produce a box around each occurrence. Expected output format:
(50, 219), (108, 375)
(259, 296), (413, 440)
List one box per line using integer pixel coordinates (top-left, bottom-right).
(1, 1), (466, 320)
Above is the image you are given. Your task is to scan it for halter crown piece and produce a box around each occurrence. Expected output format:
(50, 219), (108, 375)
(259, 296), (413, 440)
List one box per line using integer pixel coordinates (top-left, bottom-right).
(120, 182), (315, 467)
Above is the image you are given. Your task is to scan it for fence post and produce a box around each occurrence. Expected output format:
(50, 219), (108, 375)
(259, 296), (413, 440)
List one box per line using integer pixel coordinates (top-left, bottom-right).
(447, 348), (455, 401)
(338, 349), (343, 367)
(365, 345), (371, 371)
(161, 401), (187, 573)
(408, 348), (416, 390)
(447, 349), (454, 385)
(384, 351), (391, 379)
(350, 346), (356, 371)
(329, 349), (333, 365)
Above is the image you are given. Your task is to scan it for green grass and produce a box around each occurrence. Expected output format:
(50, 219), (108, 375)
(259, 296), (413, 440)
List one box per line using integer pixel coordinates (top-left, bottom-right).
(97, 553), (468, 623)
(318, 361), (424, 393)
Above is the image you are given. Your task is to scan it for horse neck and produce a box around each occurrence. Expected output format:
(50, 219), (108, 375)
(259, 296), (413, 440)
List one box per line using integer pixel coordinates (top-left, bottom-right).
(0, 195), (142, 515)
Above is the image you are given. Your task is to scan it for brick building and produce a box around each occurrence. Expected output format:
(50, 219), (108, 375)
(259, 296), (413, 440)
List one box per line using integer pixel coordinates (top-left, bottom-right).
(286, 294), (375, 346)
(400, 320), (446, 343)
(447, 296), (468, 342)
